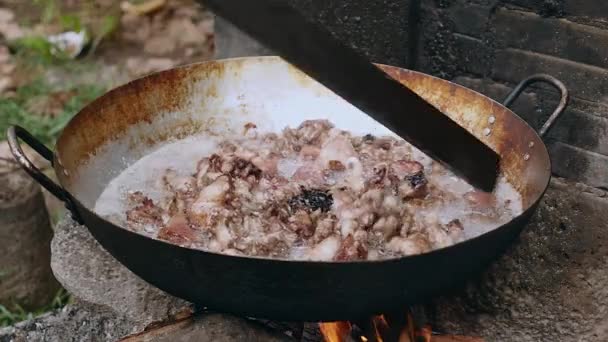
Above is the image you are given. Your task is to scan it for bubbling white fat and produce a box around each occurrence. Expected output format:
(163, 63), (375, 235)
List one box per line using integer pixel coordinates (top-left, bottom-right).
(94, 135), (220, 226)
(94, 131), (524, 246)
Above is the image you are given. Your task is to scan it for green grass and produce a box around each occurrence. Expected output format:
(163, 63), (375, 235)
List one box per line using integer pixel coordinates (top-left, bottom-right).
(0, 288), (72, 327)
(0, 79), (105, 146)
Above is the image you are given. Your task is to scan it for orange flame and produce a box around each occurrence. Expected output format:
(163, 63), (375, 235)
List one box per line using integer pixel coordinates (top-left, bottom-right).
(319, 311), (484, 342)
(319, 321), (352, 342)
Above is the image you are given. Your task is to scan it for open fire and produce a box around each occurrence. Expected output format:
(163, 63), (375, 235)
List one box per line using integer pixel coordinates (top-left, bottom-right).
(318, 311), (485, 342)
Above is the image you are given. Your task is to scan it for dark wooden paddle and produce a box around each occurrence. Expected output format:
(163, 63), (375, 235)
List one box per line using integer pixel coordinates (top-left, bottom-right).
(201, 0), (500, 191)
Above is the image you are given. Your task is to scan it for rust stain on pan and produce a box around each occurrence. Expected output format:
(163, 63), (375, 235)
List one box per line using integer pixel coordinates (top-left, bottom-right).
(56, 61), (228, 172)
(380, 65), (549, 205)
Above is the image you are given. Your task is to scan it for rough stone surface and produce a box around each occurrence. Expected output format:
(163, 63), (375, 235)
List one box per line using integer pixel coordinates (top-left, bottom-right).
(0, 142), (60, 309)
(0, 215), (295, 341)
(427, 178), (608, 342)
(122, 314), (291, 342)
(0, 302), (292, 342)
(50, 215), (193, 334)
(0, 301), (136, 342)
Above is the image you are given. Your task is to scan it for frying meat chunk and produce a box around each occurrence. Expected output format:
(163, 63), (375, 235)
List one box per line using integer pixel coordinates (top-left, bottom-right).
(125, 192), (164, 230)
(113, 120), (521, 261)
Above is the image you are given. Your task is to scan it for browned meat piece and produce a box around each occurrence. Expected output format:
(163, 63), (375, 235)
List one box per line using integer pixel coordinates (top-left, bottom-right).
(295, 119), (333, 144)
(208, 154), (223, 173)
(251, 154), (279, 174)
(387, 234), (432, 255)
(368, 164), (388, 187)
(464, 191), (496, 210)
(391, 160), (423, 179)
(110, 120), (520, 261)
(244, 122), (257, 134)
(230, 157), (262, 180)
(312, 215), (337, 243)
(158, 215), (196, 245)
(371, 215), (400, 239)
(373, 138), (392, 150)
(288, 209), (315, 238)
(335, 235), (368, 261)
(328, 160), (346, 171)
(125, 192), (164, 228)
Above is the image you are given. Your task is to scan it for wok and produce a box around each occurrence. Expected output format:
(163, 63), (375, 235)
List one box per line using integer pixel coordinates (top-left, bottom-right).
(8, 57), (568, 321)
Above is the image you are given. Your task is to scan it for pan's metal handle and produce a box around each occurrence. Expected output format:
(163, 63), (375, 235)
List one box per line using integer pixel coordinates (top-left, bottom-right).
(7, 125), (82, 223)
(502, 74), (569, 138)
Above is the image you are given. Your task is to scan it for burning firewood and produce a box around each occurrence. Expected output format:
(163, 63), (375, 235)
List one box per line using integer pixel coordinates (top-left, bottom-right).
(318, 312), (485, 342)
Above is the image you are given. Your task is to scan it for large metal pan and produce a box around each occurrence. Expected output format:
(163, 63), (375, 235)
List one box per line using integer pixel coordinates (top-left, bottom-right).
(8, 57), (568, 321)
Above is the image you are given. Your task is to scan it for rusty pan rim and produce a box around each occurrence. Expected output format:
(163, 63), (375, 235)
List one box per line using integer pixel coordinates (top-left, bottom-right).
(56, 56), (553, 265)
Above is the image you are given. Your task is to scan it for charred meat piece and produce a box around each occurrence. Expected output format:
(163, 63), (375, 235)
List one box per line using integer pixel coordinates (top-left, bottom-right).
(288, 188), (333, 213)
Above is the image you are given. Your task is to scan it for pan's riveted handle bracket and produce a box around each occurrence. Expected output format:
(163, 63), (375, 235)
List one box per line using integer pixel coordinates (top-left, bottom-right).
(7, 125), (83, 224)
(503, 74), (569, 138)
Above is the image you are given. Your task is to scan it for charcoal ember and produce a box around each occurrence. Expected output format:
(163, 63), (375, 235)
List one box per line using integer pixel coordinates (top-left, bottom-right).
(288, 188), (333, 213)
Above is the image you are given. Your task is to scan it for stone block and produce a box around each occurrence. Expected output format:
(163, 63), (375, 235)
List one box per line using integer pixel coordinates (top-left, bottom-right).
(429, 178), (608, 341)
(492, 48), (608, 102)
(50, 216), (193, 334)
(495, 8), (608, 69)
(564, 0), (608, 20)
(446, 3), (492, 37)
(503, 0), (564, 16)
(121, 314), (290, 342)
(545, 106), (608, 156)
(452, 34), (491, 76)
(548, 142), (608, 189)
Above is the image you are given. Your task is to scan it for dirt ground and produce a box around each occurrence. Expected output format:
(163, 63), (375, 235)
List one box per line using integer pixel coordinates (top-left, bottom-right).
(0, 0), (215, 225)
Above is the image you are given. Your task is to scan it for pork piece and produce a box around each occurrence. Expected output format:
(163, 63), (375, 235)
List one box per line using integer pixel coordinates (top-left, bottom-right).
(464, 190), (497, 211)
(288, 209), (315, 238)
(294, 119), (334, 145)
(192, 175), (231, 210)
(114, 119), (520, 261)
(334, 234), (368, 261)
(230, 157), (262, 181)
(319, 131), (357, 167)
(158, 214), (196, 245)
(387, 234), (432, 255)
(125, 192), (164, 229)
(423, 217), (465, 249)
(307, 235), (340, 261)
(390, 160), (428, 199)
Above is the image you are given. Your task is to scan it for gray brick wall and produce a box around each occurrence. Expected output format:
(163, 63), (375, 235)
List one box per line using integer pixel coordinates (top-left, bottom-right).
(417, 0), (608, 189)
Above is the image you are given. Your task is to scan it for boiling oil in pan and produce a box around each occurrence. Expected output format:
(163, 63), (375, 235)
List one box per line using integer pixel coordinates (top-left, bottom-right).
(94, 130), (523, 256)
